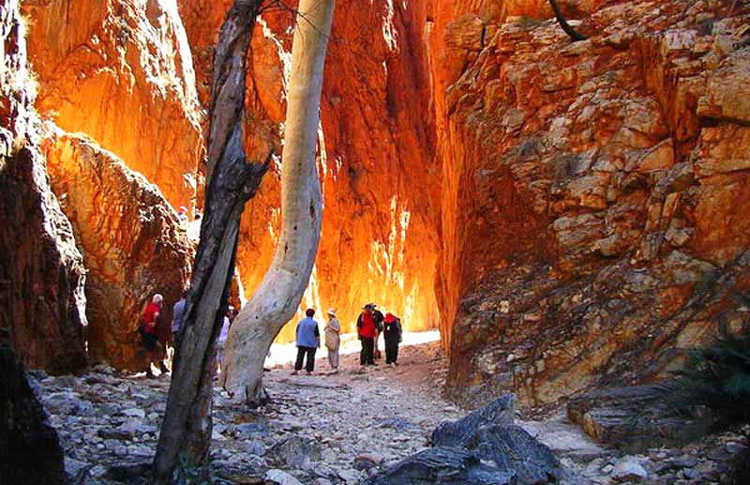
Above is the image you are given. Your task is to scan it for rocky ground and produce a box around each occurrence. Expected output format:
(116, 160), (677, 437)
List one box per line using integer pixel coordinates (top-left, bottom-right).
(32, 334), (748, 485)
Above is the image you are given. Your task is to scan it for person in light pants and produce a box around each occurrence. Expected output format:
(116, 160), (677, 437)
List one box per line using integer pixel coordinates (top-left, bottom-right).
(324, 309), (341, 371)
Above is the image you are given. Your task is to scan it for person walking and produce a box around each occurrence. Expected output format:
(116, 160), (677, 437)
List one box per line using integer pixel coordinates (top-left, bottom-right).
(324, 309), (341, 372)
(171, 291), (187, 350)
(140, 293), (165, 378)
(293, 308), (320, 375)
(357, 304), (378, 366)
(383, 313), (403, 365)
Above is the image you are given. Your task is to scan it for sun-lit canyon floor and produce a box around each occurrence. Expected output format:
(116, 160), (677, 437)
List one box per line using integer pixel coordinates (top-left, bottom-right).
(33, 332), (748, 485)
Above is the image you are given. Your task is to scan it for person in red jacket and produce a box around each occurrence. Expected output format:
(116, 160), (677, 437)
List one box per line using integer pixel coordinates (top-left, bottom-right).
(140, 294), (166, 378)
(356, 304), (378, 366)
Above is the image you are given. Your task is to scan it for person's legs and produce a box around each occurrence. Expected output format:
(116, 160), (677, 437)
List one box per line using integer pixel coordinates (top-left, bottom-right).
(393, 342), (399, 364)
(332, 346), (339, 369)
(364, 338), (375, 365)
(294, 347), (306, 372)
(360, 338), (366, 365)
(143, 334), (158, 377)
(306, 347), (317, 373)
(385, 339), (394, 364)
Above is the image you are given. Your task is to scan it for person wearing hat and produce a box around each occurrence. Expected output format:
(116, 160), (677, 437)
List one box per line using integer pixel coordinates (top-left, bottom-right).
(383, 313), (403, 365)
(356, 304), (378, 365)
(324, 309), (341, 372)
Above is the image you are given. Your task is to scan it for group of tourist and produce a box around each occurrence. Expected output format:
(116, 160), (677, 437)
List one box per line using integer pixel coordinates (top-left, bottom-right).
(137, 291), (237, 378)
(138, 292), (404, 379)
(292, 303), (403, 376)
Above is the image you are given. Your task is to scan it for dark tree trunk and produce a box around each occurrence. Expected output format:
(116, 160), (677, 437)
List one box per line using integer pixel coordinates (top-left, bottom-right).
(152, 1), (269, 483)
(549, 0), (587, 42)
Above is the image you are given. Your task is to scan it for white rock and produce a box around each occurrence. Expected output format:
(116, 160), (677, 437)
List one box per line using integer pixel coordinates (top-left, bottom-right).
(613, 457), (649, 482)
(123, 408), (146, 419)
(265, 469), (304, 485)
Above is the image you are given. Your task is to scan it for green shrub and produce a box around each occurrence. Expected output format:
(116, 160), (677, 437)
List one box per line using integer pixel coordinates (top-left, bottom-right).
(655, 331), (750, 426)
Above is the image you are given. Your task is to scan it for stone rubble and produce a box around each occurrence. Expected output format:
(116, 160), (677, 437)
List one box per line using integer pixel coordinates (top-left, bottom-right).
(30, 340), (748, 485)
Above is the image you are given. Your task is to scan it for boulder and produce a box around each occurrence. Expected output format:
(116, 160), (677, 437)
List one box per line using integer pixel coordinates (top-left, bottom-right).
(268, 436), (322, 469)
(43, 132), (193, 370)
(612, 456), (649, 482)
(432, 395), (516, 447)
(364, 447), (516, 485)
(567, 385), (714, 450)
(370, 396), (560, 485)
(0, 335), (65, 485)
(265, 469), (305, 485)
(475, 426), (563, 485)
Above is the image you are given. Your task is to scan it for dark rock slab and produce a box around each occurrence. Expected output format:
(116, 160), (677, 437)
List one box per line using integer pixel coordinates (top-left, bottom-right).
(432, 395), (516, 447)
(476, 426), (563, 485)
(568, 385), (713, 451)
(364, 447), (516, 485)
(0, 337), (66, 485)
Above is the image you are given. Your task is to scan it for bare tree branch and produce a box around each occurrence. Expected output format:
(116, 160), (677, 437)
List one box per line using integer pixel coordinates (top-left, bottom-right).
(549, 0), (587, 42)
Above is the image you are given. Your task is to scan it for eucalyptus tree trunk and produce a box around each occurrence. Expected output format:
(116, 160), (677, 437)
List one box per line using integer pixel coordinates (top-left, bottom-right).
(152, 1), (269, 483)
(222, 0), (336, 405)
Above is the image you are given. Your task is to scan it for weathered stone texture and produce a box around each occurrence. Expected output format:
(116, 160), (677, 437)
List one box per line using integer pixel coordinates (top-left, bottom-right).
(0, 0), (88, 374)
(43, 132), (193, 370)
(436, 0), (750, 406)
(22, 0), (203, 211)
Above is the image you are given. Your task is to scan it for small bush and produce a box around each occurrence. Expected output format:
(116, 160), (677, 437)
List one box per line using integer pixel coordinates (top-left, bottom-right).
(654, 331), (750, 426)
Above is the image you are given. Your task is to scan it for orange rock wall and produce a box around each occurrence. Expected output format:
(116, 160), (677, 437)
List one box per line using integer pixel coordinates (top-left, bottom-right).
(22, 0), (203, 211)
(429, 0), (750, 406)
(13, 0), (750, 404)
(178, 0), (443, 341)
(43, 131), (193, 370)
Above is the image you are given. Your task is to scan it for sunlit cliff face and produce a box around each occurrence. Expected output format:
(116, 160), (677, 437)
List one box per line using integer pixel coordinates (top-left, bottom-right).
(22, 0), (203, 211)
(225, 0), (443, 342)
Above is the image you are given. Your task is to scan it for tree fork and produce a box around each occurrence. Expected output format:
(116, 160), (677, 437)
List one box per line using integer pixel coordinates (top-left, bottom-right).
(152, 1), (269, 483)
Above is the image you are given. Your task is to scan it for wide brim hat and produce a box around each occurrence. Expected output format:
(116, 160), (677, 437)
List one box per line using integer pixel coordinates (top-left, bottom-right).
(328, 308), (337, 316)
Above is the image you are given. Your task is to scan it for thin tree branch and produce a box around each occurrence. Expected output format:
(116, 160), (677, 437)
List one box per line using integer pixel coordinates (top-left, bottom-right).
(549, 0), (587, 42)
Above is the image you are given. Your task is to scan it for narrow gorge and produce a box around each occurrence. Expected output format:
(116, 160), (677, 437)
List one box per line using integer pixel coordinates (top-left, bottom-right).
(2, 0), (750, 483)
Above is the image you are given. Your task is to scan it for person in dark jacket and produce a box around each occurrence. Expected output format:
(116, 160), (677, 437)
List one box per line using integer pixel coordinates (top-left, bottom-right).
(357, 304), (378, 365)
(383, 313), (403, 365)
(370, 304), (385, 360)
(293, 308), (320, 375)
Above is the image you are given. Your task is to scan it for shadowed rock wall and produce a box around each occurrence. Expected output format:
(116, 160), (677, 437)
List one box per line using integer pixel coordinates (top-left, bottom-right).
(0, 0), (88, 374)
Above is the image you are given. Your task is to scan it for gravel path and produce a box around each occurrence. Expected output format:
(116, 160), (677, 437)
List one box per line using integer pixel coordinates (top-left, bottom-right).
(34, 333), (744, 485)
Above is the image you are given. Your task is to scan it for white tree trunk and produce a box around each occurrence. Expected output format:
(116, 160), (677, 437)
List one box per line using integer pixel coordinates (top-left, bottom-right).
(223, 0), (335, 403)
